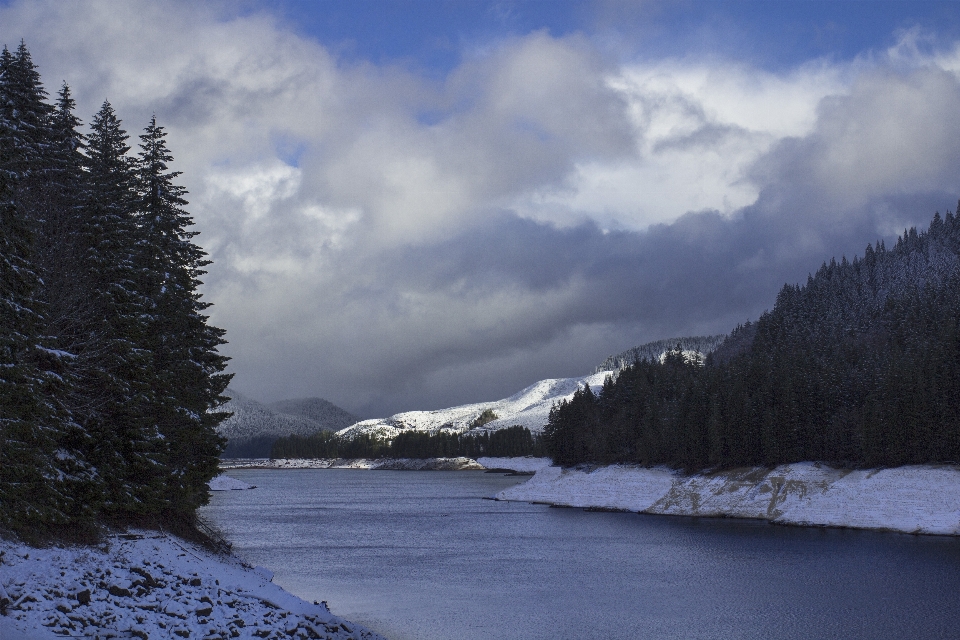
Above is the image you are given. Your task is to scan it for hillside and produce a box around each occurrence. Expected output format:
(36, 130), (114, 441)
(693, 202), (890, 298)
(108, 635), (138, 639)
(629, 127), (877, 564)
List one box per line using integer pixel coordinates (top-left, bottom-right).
(336, 371), (612, 441)
(545, 209), (960, 470)
(595, 335), (727, 372)
(268, 396), (358, 429)
(217, 389), (357, 457)
(333, 335), (727, 444)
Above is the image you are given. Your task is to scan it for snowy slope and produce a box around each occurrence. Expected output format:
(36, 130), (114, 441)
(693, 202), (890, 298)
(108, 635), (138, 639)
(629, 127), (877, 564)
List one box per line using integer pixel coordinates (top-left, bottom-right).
(595, 335), (726, 372)
(497, 462), (960, 535)
(337, 371), (612, 440)
(0, 531), (384, 639)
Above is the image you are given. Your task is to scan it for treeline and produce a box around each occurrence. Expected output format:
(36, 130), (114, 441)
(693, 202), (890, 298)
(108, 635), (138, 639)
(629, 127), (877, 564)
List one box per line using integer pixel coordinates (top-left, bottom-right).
(595, 334), (727, 373)
(0, 44), (230, 538)
(271, 425), (545, 459)
(546, 210), (960, 471)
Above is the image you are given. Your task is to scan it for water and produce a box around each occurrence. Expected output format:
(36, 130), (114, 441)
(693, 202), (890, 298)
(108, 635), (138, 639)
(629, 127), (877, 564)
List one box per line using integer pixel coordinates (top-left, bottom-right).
(200, 469), (960, 640)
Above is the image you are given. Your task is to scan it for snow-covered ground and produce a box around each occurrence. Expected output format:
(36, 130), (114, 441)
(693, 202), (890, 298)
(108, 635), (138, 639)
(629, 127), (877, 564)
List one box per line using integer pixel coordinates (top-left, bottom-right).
(497, 462), (960, 535)
(209, 474), (256, 490)
(475, 457), (553, 473)
(336, 371), (612, 440)
(220, 457), (484, 470)
(0, 531), (384, 640)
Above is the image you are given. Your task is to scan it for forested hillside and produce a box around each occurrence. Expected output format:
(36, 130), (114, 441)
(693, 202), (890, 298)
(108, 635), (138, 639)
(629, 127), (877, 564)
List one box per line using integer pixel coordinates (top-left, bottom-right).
(0, 44), (230, 538)
(268, 396), (358, 428)
(546, 210), (960, 470)
(217, 389), (357, 457)
(595, 335), (727, 372)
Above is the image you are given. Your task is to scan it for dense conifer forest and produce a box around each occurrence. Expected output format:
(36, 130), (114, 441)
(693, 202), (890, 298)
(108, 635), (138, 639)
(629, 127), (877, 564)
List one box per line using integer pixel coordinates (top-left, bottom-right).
(0, 44), (230, 539)
(271, 425), (545, 459)
(545, 210), (960, 470)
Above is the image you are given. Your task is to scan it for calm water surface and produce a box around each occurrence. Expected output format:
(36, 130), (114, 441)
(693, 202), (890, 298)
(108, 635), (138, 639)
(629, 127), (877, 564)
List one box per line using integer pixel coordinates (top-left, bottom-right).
(199, 469), (960, 640)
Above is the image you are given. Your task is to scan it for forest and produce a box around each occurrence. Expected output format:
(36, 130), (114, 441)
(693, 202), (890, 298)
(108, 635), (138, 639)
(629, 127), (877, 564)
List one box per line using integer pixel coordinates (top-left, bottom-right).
(545, 210), (960, 470)
(271, 425), (545, 459)
(0, 44), (230, 539)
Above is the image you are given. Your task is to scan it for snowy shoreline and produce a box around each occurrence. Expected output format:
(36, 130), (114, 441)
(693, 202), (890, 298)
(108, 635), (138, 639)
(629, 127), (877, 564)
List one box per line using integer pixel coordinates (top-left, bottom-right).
(496, 462), (960, 536)
(218, 456), (552, 472)
(0, 530), (385, 640)
(213, 457), (960, 535)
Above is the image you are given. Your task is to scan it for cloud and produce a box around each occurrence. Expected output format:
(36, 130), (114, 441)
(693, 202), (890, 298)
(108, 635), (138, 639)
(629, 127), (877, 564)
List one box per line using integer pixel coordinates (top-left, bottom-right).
(3, 3), (960, 416)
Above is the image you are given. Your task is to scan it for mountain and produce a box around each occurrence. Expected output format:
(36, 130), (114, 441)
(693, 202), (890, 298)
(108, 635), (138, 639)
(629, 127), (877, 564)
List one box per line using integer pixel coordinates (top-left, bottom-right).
(334, 336), (725, 443)
(217, 389), (357, 457)
(336, 371), (613, 441)
(268, 397), (358, 430)
(596, 335), (727, 372)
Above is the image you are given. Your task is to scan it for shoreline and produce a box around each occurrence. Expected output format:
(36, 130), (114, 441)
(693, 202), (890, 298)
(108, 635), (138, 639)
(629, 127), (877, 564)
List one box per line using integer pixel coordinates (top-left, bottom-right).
(0, 529), (385, 640)
(218, 456), (553, 472)
(215, 457), (960, 536)
(494, 461), (960, 536)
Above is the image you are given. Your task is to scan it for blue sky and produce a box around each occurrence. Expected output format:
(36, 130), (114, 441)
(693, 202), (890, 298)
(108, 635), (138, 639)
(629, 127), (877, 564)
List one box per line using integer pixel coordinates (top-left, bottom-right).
(3, 1), (960, 415)
(266, 1), (960, 72)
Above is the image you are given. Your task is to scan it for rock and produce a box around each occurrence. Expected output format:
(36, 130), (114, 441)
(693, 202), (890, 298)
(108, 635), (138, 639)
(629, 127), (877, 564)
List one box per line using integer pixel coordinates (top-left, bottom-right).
(195, 605), (213, 617)
(131, 566), (161, 588)
(108, 585), (131, 597)
(76, 589), (91, 605)
(188, 578), (201, 587)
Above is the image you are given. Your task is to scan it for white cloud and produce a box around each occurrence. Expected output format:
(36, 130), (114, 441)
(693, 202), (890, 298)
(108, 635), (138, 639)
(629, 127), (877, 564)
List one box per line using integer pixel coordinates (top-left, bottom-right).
(3, 1), (960, 415)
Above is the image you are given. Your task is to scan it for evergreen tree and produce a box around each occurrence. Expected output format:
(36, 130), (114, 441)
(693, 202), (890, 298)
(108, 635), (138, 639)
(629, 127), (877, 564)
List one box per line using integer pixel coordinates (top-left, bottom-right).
(0, 43), (98, 536)
(0, 154), (95, 535)
(136, 116), (231, 516)
(80, 100), (165, 521)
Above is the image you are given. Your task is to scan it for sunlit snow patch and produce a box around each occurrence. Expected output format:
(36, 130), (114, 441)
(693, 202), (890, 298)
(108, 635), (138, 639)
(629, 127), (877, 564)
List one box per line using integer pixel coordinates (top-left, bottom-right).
(338, 371), (613, 441)
(208, 474), (255, 491)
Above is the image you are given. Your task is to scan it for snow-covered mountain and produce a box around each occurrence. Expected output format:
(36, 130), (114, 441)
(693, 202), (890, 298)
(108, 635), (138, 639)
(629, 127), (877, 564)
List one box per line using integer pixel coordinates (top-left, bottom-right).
(336, 371), (612, 441)
(595, 335), (727, 372)
(217, 389), (358, 457)
(334, 335), (727, 442)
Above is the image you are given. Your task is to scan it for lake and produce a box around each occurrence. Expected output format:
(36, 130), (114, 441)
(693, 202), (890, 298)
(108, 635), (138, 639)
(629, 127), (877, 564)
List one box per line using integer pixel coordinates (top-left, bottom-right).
(199, 468), (960, 640)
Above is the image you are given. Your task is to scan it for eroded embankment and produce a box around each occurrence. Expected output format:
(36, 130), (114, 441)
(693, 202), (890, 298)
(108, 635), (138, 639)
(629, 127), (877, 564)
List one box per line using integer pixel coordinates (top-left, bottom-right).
(0, 530), (385, 640)
(496, 462), (960, 535)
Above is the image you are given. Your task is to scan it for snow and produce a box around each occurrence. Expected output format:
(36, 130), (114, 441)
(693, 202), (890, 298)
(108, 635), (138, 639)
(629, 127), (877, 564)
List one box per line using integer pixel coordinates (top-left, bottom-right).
(476, 457), (553, 473)
(0, 530), (385, 640)
(220, 457), (484, 471)
(497, 462), (960, 535)
(337, 371), (613, 440)
(208, 474), (256, 491)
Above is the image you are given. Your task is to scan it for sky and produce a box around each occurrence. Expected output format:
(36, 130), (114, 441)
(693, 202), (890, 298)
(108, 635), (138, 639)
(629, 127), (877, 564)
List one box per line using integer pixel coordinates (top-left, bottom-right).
(2, 0), (960, 417)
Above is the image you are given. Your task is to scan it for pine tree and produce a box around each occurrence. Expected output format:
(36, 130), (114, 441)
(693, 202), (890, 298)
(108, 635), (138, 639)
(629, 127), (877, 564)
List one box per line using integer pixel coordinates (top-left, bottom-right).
(0, 144), (98, 535)
(80, 100), (166, 521)
(136, 117), (231, 517)
(0, 42), (99, 536)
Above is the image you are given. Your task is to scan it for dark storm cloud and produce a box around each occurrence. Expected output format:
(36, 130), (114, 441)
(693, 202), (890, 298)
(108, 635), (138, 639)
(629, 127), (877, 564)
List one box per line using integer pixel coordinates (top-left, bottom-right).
(6, 1), (960, 417)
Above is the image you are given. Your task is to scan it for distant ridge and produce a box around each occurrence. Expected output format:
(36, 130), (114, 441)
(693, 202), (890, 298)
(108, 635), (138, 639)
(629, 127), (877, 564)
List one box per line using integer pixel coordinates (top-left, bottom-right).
(595, 335), (727, 373)
(268, 397), (358, 430)
(217, 389), (358, 457)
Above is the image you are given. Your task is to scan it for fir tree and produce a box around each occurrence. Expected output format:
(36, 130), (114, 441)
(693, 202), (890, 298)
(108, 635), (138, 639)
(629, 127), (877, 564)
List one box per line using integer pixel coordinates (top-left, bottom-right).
(0, 43), (98, 536)
(80, 100), (165, 521)
(0, 155), (95, 535)
(136, 116), (231, 517)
